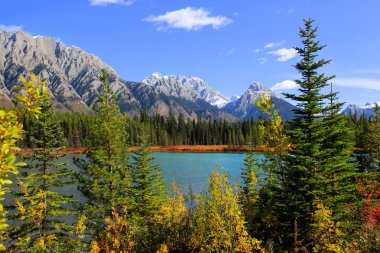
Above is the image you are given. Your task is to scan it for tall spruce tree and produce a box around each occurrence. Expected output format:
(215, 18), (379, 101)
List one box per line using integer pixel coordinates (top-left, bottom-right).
(75, 70), (132, 238)
(281, 19), (357, 249)
(319, 83), (358, 228)
(130, 135), (168, 252)
(365, 105), (380, 175)
(7, 99), (84, 252)
(130, 137), (168, 219)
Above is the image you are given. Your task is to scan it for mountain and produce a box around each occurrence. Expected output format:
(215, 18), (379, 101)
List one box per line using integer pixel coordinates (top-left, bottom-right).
(0, 31), (234, 121)
(342, 101), (380, 118)
(0, 31), (136, 113)
(142, 72), (230, 108)
(223, 82), (296, 120)
(229, 95), (240, 102)
(0, 31), (297, 121)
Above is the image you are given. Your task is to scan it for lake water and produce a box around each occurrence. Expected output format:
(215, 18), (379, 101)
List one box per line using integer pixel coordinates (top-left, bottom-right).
(9, 152), (264, 198)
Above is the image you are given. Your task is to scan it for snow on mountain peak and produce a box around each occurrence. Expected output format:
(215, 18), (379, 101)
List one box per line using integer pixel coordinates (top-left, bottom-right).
(142, 72), (230, 108)
(230, 95), (240, 102)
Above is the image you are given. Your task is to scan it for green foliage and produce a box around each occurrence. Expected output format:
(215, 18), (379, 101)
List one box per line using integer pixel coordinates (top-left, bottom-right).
(308, 202), (359, 253)
(130, 138), (168, 219)
(23, 111), (262, 148)
(0, 74), (48, 250)
(7, 99), (84, 252)
(129, 137), (168, 252)
(280, 19), (357, 249)
(75, 69), (132, 237)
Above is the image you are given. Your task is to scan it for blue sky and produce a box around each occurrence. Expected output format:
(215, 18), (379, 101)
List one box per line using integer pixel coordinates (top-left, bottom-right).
(1, 0), (380, 105)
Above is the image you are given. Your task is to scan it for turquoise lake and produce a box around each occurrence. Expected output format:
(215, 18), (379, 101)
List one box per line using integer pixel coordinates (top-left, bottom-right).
(9, 152), (264, 200)
(67, 152), (264, 194)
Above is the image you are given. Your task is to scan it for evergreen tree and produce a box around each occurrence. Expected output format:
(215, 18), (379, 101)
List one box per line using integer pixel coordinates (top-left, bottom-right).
(130, 138), (168, 219)
(75, 69), (132, 239)
(281, 19), (357, 249)
(319, 83), (358, 229)
(240, 147), (259, 202)
(365, 105), (380, 175)
(130, 136), (168, 252)
(7, 99), (85, 252)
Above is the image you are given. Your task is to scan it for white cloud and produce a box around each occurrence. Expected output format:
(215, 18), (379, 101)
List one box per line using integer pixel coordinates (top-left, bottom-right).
(258, 57), (267, 65)
(0, 24), (22, 32)
(89, 0), (134, 6)
(271, 80), (298, 91)
(143, 7), (232, 31)
(334, 78), (380, 90)
(276, 8), (295, 15)
(268, 48), (297, 62)
(287, 8), (295, 15)
(219, 48), (236, 56)
(264, 41), (285, 49)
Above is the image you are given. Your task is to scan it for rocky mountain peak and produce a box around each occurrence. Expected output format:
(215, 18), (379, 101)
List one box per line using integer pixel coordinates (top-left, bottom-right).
(247, 82), (271, 93)
(142, 72), (230, 108)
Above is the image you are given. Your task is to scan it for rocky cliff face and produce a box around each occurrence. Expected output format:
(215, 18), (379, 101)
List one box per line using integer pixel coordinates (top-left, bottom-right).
(0, 31), (139, 113)
(0, 31), (298, 121)
(0, 31), (235, 120)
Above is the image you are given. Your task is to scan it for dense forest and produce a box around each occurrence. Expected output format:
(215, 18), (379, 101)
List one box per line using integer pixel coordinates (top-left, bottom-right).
(20, 110), (262, 148)
(1, 19), (380, 252)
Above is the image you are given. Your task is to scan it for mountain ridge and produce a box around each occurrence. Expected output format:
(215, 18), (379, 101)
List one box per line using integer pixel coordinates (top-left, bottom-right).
(0, 30), (296, 121)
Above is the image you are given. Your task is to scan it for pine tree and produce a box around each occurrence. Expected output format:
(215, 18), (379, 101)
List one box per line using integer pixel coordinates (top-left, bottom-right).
(240, 147), (259, 202)
(75, 69), (132, 239)
(130, 136), (168, 252)
(319, 83), (358, 229)
(130, 138), (168, 219)
(281, 19), (356, 249)
(7, 99), (85, 252)
(365, 105), (380, 175)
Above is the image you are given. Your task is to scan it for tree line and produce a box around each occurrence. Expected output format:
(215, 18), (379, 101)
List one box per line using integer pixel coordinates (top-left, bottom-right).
(21, 109), (263, 148)
(0, 19), (379, 252)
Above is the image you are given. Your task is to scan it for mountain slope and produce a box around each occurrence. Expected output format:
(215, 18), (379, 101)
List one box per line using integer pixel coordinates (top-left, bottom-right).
(143, 72), (230, 108)
(342, 101), (380, 118)
(223, 82), (296, 120)
(0, 31), (235, 120)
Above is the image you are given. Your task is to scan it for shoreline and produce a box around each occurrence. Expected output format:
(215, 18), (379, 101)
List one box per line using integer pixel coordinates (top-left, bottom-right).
(15, 145), (264, 155)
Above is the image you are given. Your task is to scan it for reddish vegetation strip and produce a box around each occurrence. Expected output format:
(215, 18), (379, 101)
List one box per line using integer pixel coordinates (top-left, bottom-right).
(15, 145), (265, 155)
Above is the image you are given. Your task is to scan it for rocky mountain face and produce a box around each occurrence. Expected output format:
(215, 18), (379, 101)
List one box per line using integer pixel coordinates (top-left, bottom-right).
(0, 31), (297, 121)
(0, 31), (137, 113)
(223, 82), (296, 120)
(0, 31), (234, 120)
(142, 72), (230, 108)
(342, 101), (380, 118)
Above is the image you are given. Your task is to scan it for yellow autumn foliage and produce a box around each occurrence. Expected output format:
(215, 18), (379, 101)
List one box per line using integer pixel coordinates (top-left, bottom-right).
(191, 169), (264, 252)
(0, 74), (48, 250)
